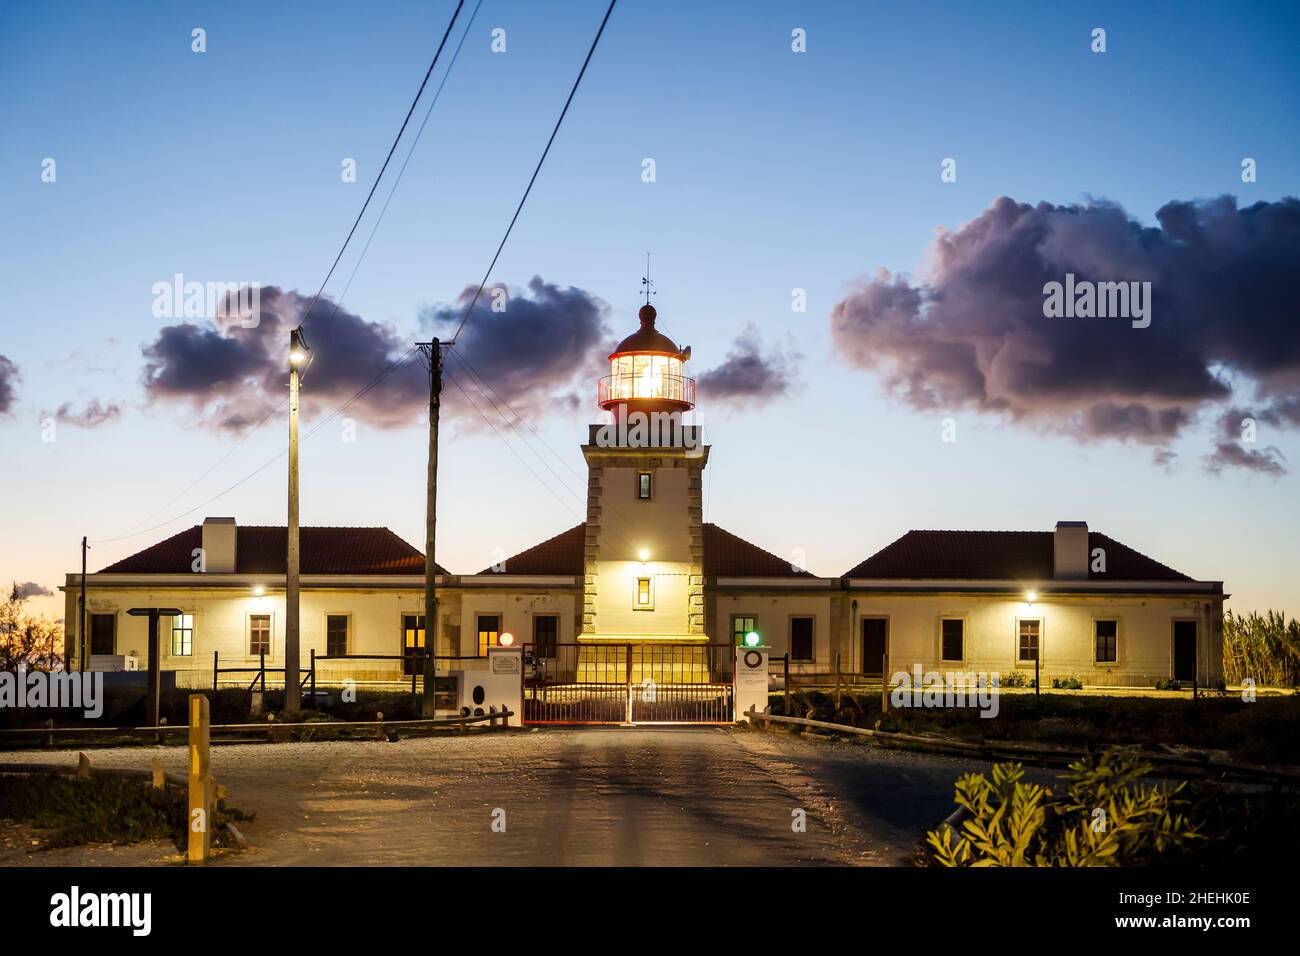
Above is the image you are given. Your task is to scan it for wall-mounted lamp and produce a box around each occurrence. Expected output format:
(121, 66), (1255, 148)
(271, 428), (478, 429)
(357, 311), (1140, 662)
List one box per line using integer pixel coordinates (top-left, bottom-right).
(1025, 589), (1038, 606)
(638, 548), (650, 564)
(253, 585), (266, 597)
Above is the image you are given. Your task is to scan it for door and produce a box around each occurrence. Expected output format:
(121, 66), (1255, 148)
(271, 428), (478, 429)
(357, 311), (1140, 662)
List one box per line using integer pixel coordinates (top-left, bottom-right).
(861, 618), (887, 677)
(402, 614), (426, 676)
(1173, 620), (1198, 682)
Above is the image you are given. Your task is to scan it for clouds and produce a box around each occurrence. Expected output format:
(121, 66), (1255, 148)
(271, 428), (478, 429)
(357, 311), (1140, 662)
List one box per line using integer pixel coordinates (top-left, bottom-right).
(53, 399), (121, 428)
(141, 286), (429, 431)
(10, 582), (52, 600)
(0, 355), (18, 414)
(696, 324), (798, 406)
(140, 278), (611, 432)
(420, 276), (610, 421)
(830, 195), (1300, 473)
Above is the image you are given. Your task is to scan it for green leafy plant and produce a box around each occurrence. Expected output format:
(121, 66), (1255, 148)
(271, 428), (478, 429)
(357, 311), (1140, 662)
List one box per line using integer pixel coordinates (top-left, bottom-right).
(925, 748), (1205, 867)
(1052, 676), (1084, 690)
(1155, 678), (1182, 691)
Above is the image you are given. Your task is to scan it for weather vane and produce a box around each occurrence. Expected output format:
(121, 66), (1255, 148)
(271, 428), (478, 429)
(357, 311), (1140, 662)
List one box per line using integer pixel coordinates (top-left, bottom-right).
(641, 251), (657, 305)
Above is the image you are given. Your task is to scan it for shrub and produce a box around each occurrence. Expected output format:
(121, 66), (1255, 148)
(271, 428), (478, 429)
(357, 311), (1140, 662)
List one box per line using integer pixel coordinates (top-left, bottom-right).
(1052, 676), (1084, 690)
(924, 749), (1205, 867)
(1155, 678), (1183, 691)
(997, 671), (1031, 688)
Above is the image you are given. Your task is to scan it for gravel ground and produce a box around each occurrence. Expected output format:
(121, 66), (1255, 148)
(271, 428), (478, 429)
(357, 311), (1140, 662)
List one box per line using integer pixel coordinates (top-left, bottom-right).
(0, 727), (1014, 866)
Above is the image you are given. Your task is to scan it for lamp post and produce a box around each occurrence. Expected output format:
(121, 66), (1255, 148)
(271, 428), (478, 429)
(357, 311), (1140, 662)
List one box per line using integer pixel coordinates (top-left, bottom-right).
(285, 328), (310, 713)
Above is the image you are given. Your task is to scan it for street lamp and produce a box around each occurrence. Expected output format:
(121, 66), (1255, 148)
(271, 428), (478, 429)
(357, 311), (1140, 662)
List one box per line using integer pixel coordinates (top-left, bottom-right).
(285, 327), (310, 713)
(743, 631), (761, 648)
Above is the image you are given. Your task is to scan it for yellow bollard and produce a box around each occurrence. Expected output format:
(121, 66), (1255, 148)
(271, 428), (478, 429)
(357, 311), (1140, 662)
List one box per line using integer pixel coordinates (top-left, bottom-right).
(187, 694), (211, 864)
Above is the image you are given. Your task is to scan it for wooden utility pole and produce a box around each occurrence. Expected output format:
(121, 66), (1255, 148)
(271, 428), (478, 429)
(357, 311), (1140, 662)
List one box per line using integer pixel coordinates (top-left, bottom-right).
(417, 339), (443, 717)
(79, 537), (87, 672)
(285, 329), (309, 713)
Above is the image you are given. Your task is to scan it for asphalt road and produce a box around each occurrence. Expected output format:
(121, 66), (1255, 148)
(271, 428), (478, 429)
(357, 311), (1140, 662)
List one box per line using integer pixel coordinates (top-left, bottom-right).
(0, 727), (1013, 866)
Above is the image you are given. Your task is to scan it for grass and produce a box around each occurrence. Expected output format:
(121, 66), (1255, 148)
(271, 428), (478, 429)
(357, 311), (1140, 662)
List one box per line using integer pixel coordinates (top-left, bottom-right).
(771, 689), (1300, 766)
(0, 773), (254, 849)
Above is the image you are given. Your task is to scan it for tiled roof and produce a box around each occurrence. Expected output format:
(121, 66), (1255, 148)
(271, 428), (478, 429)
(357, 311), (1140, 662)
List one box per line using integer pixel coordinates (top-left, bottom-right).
(842, 530), (1193, 582)
(478, 522), (816, 578)
(99, 526), (439, 575)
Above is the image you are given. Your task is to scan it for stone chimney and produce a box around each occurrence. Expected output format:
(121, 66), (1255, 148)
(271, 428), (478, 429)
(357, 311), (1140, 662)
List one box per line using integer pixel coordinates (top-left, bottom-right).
(202, 517), (237, 573)
(1053, 521), (1089, 579)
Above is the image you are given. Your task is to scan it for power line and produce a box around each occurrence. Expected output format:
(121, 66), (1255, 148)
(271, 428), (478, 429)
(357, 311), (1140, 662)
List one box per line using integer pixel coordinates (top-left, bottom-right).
(447, 0), (617, 346)
(297, 0), (466, 334)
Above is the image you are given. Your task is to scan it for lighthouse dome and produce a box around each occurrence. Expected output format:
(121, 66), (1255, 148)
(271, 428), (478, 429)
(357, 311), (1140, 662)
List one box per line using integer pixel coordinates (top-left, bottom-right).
(610, 304), (682, 357)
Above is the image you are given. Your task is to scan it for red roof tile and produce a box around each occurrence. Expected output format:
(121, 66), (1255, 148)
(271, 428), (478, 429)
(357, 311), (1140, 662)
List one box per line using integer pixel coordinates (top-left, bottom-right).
(99, 526), (438, 575)
(478, 522), (815, 578)
(843, 530), (1193, 582)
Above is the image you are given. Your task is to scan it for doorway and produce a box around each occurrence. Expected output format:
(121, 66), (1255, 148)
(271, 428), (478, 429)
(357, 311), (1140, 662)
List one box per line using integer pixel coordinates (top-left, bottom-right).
(1173, 620), (1198, 682)
(861, 618), (888, 678)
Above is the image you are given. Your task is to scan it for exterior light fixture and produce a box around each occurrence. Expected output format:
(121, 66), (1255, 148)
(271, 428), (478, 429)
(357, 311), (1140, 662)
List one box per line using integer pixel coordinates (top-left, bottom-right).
(253, 585), (265, 597)
(1025, 590), (1038, 605)
(743, 631), (761, 648)
(638, 548), (650, 563)
(289, 327), (311, 368)
(498, 632), (515, 647)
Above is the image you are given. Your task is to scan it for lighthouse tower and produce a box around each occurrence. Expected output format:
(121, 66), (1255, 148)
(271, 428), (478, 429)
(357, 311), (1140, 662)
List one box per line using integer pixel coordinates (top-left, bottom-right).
(580, 296), (708, 643)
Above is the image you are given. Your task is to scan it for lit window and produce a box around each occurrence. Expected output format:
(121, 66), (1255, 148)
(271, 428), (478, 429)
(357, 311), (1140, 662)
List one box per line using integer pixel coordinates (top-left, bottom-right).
(638, 472), (652, 500)
(249, 614), (271, 657)
(1018, 619), (1040, 662)
(170, 614), (194, 656)
(731, 615), (757, 646)
(477, 614), (500, 656)
(635, 577), (653, 609)
(1095, 620), (1118, 663)
(326, 615), (349, 657)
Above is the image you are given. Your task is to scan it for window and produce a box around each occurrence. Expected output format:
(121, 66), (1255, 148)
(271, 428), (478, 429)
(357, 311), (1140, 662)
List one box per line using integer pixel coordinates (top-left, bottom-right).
(790, 617), (814, 662)
(402, 614), (426, 676)
(1095, 619), (1118, 663)
(941, 618), (964, 662)
(477, 614), (500, 656)
(533, 615), (558, 657)
(326, 615), (349, 657)
(637, 472), (652, 500)
(89, 614), (115, 656)
(731, 615), (757, 646)
(170, 614), (194, 656)
(249, 614), (271, 657)
(1018, 619), (1040, 662)
(634, 577), (653, 610)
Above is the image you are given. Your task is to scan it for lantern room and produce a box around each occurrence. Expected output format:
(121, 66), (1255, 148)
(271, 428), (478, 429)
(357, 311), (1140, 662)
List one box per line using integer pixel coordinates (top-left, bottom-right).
(598, 303), (695, 413)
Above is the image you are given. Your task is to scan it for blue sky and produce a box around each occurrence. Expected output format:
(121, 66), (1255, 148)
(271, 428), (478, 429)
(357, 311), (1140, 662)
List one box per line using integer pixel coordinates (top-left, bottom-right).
(1, 0), (1298, 616)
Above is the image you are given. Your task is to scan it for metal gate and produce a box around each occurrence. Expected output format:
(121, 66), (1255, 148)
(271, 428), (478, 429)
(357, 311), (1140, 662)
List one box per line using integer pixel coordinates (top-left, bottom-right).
(522, 642), (734, 725)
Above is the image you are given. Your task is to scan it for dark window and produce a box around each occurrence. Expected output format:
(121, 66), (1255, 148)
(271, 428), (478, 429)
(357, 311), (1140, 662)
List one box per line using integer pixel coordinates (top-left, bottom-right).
(731, 615), (757, 646)
(941, 618), (964, 661)
(1095, 620), (1117, 663)
(638, 472), (652, 500)
(533, 615), (558, 657)
(326, 615), (349, 657)
(477, 614), (500, 656)
(790, 617), (814, 662)
(1018, 620), (1040, 661)
(89, 614), (115, 656)
(249, 614), (271, 657)
(402, 614), (426, 675)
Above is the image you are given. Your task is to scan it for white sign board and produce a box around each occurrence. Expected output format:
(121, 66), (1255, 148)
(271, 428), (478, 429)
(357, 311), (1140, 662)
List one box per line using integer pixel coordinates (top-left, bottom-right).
(734, 645), (770, 723)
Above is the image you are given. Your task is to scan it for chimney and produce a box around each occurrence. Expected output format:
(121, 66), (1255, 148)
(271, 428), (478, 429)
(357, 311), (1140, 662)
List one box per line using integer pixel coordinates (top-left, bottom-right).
(1053, 521), (1089, 579)
(202, 517), (237, 573)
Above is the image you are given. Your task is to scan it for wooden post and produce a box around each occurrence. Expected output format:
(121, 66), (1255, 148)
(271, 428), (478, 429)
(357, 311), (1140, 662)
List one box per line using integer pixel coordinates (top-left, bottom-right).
(259, 650), (266, 695)
(188, 694), (211, 864)
(783, 653), (790, 716)
(880, 652), (889, 716)
(212, 650), (219, 692)
(1035, 655), (1040, 704)
(77, 752), (91, 779)
(45, 718), (54, 747)
(625, 642), (633, 725)
(310, 648), (317, 710)
(418, 339), (443, 718)
(79, 537), (88, 673)
(151, 755), (165, 791)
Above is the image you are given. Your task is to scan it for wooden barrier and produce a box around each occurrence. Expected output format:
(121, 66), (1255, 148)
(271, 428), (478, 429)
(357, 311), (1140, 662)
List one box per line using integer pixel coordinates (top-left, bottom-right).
(188, 694), (210, 864)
